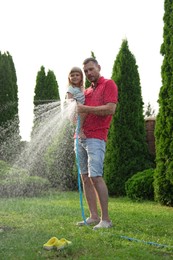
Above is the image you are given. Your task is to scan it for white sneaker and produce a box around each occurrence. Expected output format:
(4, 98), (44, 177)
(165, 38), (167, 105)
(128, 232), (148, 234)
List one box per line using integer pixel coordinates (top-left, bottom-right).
(93, 220), (113, 230)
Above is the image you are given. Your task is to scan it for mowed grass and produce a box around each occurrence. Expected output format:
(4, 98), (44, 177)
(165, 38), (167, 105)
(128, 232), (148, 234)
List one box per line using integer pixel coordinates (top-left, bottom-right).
(0, 191), (173, 260)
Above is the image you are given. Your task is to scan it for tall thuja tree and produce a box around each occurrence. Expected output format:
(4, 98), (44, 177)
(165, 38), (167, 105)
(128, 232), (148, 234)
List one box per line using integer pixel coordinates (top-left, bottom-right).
(34, 66), (47, 105)
(0, 52), (18, 123)
(33, 66), (60, 126)
(34, 66), (60, 105)
(45, 70), (60, 101)
(0, 52), (21, 162)
(104, 39), (152, 196)
(154, 0), (173, 206)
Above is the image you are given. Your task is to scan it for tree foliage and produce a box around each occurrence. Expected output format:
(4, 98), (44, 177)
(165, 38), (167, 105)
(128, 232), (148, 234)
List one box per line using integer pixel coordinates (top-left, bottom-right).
(32, 66), (60, 135)
(104, 39), (152, 196)
(0, 52), (18, 124)
(125, 168), (154, 201)
(154, 0), (173, 206)
(144, 102), (156, 118)
(0, 52), (21, 162)
(34, 66), (60, 105)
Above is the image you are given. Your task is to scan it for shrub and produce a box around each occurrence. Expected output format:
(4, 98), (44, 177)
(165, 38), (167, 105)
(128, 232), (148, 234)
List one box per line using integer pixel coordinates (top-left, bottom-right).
(0, 178), (25, 197)
(0, 160), (50, 197)
(45, 123), (76, 191)
(23, 176), (50, 197)
(0, 160), (11, 179)
(125, 168), (154, 201)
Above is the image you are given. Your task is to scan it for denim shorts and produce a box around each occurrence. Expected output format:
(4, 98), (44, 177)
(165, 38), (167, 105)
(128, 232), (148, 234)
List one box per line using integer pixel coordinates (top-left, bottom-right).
(74, 138), (106, 177)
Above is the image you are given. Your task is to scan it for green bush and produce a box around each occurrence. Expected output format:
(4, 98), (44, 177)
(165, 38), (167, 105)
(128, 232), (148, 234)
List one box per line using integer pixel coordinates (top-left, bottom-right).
(23, 176), (50, 197)
(0, 160), (50, 197)
(45, 123), (76, 191)
(0, 178), (27, 197)
(125, 168), (154, 201)
(0, 160), (11, 179)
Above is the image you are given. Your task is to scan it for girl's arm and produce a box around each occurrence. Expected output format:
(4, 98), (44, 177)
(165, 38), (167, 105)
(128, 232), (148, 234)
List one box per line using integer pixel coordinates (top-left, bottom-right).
(67, 92), (74, 99)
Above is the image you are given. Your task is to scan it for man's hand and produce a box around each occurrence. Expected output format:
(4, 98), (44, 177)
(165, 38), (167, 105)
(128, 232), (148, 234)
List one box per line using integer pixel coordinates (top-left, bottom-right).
(77, 103), (85, 113)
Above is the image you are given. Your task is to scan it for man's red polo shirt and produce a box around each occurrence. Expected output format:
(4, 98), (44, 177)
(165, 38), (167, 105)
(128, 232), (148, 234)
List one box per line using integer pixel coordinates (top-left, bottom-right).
(83, 77), (118, 141)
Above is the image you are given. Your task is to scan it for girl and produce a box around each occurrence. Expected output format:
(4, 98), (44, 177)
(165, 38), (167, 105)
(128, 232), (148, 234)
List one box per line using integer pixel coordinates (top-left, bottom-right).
(66, 67), (86, 138)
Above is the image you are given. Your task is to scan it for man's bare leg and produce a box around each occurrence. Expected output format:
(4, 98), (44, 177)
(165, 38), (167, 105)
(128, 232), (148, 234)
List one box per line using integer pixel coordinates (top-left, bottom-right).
(91, 176), (111, 222)
(81, 174), (99, 220)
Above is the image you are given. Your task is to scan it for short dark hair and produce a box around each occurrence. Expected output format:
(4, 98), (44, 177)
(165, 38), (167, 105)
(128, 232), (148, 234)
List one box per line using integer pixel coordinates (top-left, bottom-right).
(83, 57), (98, 65)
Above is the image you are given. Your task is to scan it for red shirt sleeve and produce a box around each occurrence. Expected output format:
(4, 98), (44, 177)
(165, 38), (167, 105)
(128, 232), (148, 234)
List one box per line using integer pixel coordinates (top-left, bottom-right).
(103, 79), (118, 104)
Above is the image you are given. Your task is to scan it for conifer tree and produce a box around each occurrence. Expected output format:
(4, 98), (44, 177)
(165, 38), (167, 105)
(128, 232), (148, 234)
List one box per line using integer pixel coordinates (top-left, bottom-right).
(104, 39), (152, 196)
(154, 0), (173, 206)
(32, 66), (60, 131)
(34, 66), (60, 105)
(45, 70), (60, 101)
(0, 52), (18, 123)
(0, 51), (20, 162)
(34, 66), (46, 105)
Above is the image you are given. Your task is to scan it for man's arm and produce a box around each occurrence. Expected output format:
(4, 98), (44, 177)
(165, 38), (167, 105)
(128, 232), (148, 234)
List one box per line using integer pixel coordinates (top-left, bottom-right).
(77, 102), (116, 116)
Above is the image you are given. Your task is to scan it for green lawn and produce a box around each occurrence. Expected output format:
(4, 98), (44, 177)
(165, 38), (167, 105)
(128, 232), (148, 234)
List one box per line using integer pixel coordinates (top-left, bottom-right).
(0, 191), (173, 259)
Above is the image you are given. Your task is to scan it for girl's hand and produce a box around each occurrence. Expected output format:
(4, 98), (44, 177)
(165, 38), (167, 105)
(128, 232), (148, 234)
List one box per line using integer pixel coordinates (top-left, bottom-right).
(77, 103), (85, 113)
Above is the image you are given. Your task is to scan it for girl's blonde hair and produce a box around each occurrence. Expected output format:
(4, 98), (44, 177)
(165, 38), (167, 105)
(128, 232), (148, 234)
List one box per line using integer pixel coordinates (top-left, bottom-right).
(68, 67), (84, 88)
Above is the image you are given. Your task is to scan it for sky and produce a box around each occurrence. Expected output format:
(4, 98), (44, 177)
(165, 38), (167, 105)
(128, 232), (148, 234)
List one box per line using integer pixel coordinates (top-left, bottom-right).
(1, 0), (164, 141)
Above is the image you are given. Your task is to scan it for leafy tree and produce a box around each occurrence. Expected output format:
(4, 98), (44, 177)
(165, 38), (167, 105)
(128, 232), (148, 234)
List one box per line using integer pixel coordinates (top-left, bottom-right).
(104, 39), (152, 196)
(154, 0), (173, 206)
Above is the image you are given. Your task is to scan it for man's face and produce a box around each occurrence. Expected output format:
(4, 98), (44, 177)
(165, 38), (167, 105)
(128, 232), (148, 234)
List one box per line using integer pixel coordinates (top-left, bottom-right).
(83, 61), (101, 83)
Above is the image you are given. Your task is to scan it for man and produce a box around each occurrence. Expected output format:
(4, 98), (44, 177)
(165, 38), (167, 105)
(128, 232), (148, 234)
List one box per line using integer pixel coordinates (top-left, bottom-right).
(76, 57), (118, 229)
